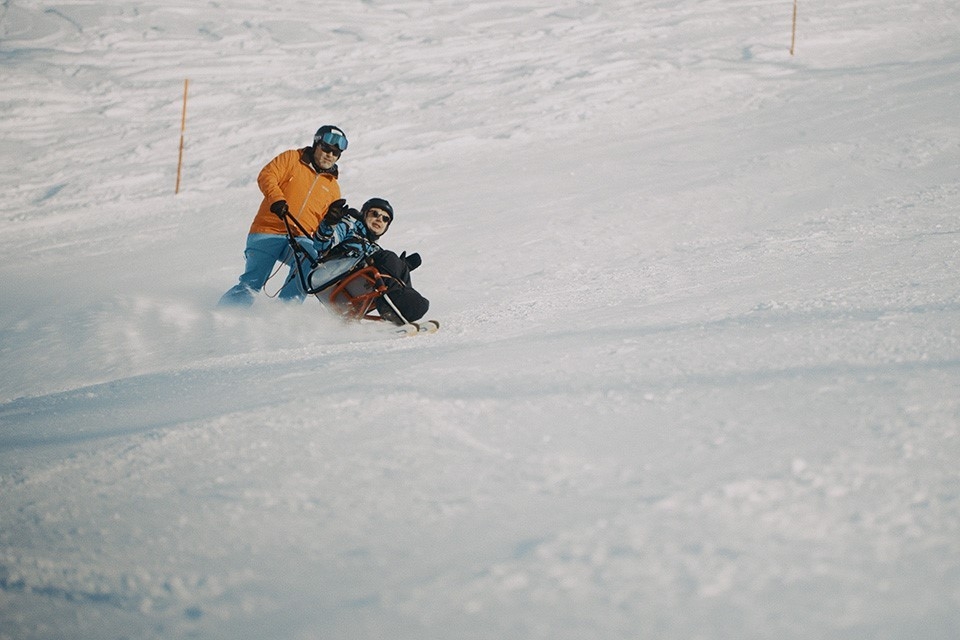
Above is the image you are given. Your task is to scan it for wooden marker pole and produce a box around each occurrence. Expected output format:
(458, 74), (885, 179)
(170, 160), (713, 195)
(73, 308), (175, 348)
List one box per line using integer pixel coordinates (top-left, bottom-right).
(175, 79), (189, 194)
(789, 0), (798, 56)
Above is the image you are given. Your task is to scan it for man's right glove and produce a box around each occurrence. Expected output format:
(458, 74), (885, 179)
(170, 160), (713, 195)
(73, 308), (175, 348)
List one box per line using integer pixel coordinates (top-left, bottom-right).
(323, 198), (349, 226)
(269, 200), (289, 219)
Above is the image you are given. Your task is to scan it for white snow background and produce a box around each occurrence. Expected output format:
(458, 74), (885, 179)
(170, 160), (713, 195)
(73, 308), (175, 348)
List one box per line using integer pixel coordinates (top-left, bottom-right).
(2, 1), (959, 638)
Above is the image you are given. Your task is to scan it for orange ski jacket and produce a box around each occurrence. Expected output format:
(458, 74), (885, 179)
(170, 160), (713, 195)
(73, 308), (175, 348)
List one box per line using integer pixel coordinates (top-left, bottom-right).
(248, 147), (341, 237)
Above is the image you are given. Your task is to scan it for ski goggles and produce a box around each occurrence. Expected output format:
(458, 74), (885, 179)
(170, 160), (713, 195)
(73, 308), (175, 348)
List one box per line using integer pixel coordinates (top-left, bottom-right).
(315, 130), (348, 152)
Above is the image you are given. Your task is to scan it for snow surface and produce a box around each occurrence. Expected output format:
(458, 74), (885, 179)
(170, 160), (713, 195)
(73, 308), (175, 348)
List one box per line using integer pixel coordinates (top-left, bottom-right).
(2, 1), (959, 638)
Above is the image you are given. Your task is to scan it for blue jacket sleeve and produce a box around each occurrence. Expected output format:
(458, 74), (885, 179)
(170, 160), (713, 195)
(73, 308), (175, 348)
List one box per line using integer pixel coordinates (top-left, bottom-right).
(314, 216), (365, 254)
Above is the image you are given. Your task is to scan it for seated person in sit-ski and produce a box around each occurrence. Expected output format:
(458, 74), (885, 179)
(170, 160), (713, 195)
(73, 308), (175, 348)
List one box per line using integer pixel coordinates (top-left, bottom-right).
(314, 197), (429, 325)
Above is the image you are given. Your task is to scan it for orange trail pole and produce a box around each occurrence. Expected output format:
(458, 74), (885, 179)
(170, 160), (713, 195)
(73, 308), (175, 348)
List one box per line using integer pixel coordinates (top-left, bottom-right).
(175, 79), (189, 194)
(789, 0), (798, 56)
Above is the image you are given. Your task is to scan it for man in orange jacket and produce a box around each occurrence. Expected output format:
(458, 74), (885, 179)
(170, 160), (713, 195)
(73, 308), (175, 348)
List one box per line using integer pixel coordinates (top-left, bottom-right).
(218, 125), (347, 306)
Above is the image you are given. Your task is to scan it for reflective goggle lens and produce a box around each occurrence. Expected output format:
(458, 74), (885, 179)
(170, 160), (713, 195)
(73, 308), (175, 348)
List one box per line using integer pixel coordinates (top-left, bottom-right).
(318, 131), (348, 151)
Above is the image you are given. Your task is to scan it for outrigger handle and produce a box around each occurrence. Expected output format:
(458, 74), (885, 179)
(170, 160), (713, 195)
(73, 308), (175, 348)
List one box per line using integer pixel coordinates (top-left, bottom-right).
(281, 212), (319, 294)
(282, 210), (313, 238)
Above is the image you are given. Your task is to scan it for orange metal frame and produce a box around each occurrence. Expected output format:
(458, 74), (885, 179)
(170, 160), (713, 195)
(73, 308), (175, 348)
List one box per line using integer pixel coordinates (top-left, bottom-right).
(326, 266), (390, 321)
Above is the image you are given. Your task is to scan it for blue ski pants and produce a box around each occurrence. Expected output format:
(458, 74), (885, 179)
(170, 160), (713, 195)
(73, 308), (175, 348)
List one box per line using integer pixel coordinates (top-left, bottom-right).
(218, 233), (317, 306)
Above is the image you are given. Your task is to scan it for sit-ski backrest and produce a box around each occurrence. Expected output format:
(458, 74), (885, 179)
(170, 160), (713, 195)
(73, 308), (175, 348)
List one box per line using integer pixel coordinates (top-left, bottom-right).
(306, 254), (365, 293)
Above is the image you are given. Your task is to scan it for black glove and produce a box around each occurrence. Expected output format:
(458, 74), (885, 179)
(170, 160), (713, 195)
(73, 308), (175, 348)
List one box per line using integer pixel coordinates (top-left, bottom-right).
(269, 200), (289, 219)
(322, 198), (348, 225)
(401, 251), (422, 271)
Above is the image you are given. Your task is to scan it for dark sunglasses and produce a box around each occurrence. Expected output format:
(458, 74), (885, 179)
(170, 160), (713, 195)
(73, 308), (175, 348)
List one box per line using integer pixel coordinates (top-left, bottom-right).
(317, 142), (342, 157)
(366, 210), (392, 223)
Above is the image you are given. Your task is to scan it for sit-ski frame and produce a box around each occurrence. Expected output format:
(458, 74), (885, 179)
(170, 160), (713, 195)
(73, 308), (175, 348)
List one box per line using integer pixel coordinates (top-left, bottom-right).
(282, 213), (411, 324)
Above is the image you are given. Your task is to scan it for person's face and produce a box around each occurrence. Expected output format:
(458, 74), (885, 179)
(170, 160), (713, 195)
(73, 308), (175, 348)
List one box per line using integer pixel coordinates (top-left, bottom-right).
(313, 143), (341, 170)
(364, 208), (391, 237)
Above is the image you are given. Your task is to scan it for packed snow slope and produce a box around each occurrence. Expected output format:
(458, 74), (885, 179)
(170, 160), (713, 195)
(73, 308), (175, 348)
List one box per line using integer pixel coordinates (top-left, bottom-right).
(2, 1), (959, 638)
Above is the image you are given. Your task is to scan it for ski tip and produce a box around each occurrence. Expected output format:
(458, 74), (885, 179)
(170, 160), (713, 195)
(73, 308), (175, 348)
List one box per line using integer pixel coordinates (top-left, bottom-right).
(392, 320), (439, 337)
(417, 320), (440, 333)
(396, 323), (419, 336)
